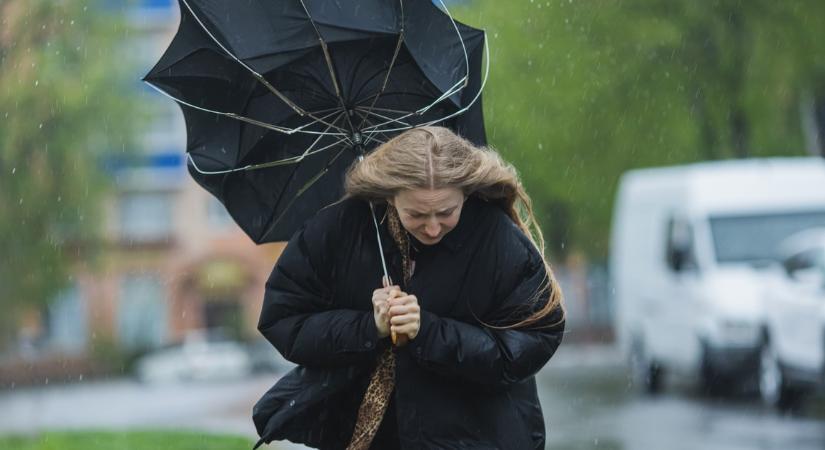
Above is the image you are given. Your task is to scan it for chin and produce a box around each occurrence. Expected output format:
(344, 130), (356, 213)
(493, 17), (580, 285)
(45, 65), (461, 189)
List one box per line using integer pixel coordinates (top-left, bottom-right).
(416, 235), (441, 245)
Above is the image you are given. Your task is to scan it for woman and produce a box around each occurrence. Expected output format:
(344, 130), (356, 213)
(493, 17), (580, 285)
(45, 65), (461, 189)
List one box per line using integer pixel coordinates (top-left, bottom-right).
(253, 126), (565, 450)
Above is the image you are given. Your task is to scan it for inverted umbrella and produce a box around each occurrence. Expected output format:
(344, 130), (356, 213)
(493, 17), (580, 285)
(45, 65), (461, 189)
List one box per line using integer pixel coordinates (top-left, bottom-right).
(143, 0), (488, 244)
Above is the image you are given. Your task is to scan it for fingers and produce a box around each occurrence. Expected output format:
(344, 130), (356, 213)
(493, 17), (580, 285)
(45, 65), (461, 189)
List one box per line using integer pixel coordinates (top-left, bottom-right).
(390, 321), (419, 340)
(389, 313), (418, 326)
(387, 294), (418, 308)
(388, 303), (419, 317)
(373, 286), (402, 303)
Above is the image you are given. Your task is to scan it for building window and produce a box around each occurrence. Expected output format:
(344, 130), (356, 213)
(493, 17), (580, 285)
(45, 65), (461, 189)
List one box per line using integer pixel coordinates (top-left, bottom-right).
(140, 0), (173, 9)
(118, 192), (173, 243)
(46, 282), (87, 354)
(118, 274), (167, 349)
(207, 197), (236, 231)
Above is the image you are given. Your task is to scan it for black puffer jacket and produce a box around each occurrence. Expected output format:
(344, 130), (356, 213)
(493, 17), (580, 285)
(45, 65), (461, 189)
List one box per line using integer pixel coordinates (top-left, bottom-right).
(253, 195), (565, 449)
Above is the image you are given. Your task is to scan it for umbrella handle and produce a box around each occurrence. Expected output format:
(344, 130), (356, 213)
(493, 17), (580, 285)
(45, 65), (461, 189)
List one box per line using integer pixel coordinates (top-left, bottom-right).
(370, 198), (410, 347)
(384, 286), (409, 347)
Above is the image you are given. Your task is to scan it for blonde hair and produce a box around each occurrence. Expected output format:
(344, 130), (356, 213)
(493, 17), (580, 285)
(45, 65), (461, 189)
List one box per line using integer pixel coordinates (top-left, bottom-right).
(344, 126), (564, 329)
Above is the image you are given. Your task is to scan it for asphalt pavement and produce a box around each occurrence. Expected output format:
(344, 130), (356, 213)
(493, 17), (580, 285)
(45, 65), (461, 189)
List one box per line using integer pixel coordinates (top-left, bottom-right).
(2, 345), (825, 450)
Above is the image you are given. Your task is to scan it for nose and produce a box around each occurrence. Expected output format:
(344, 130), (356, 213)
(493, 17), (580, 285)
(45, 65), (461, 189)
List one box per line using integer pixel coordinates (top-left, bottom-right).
(424, 219), (440, 238)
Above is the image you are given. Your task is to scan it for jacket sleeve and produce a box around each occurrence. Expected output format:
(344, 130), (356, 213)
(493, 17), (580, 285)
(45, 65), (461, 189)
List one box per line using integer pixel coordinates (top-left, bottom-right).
(406, 236), (565, 388)
(257, 205), (385, 369)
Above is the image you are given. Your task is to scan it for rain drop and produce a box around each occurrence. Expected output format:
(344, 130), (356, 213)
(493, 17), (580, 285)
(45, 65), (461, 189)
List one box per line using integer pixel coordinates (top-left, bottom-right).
(11, 168), (15, 174)
(34, 80), (39, 86)
(78, 374), (84, 381)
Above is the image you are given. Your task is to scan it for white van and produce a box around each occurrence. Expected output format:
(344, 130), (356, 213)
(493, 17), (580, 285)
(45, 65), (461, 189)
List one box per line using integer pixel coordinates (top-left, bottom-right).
(610, 157), (825, 406)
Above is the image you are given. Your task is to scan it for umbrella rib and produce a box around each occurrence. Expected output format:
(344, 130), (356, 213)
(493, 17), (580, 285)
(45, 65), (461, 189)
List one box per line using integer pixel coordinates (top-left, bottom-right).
(188, 112), (349, 175)
(187, 135), (350, 174)
(352, 110), (392, 147)
(354, 107), (412, 128)
(363, 32), (490, 135)
(353, 105), (418, 115)
(245, 109), (348, 168)
(144, 83), (347, 137)
(358, 0), (485, 135)
(261, 145), (349, 240)
(178, 0), (347, 133)
(297, 0), (359, 135)
(356, 0), (405, 131)
(232, 106), (343, 167)
(306, 106), (344, 115)
(279, 68), (339, 103)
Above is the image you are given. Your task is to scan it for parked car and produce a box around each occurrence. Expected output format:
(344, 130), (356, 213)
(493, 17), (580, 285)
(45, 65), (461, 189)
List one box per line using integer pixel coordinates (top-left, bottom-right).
(135, 329), (253, 383)
(246, 337), (295, 374)
(610, 157), (825, 401)
(759, 228), (825, 408)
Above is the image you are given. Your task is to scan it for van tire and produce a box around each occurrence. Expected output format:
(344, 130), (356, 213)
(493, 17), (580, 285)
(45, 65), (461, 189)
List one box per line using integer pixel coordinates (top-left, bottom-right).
(630, 339), (663, 394)
(758, 338), (803, 412)
(700, 343), (732, 396)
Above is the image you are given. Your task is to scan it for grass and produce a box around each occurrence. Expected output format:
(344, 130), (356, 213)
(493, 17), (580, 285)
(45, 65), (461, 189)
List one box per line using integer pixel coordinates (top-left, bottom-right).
(0, 430), (258, 450)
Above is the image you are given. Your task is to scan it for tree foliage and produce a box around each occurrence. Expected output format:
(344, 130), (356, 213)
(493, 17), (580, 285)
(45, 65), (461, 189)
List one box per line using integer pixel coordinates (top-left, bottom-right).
(0, 0), (142, 346)
(453, 0), (825, 259)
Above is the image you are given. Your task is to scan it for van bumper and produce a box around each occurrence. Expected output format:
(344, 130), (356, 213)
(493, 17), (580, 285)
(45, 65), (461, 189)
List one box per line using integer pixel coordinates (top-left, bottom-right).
(780, 363), (822, 390)
(706, 346), (822, 389)
(704, 346), (760, 376)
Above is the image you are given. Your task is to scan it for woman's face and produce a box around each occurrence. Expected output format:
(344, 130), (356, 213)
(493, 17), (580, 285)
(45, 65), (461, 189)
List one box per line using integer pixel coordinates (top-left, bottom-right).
(391, 187), (466, 245)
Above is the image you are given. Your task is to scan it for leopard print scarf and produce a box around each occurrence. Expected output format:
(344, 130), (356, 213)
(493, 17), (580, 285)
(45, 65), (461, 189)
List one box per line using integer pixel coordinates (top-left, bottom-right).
(345, 204), (411, 450)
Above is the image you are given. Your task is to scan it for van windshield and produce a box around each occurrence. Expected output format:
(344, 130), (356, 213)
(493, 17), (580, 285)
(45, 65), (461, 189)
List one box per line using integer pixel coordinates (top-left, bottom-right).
(710, 211), (825, 263)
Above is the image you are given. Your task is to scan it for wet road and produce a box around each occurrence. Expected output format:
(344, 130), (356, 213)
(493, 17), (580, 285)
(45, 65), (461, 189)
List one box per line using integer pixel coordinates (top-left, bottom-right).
(540, 345), (825, 450)
(2, 345), (825, 449)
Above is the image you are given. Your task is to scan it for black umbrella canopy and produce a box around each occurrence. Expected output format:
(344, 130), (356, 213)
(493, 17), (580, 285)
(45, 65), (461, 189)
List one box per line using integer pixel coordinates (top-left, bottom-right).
(144, 0), (487, 243)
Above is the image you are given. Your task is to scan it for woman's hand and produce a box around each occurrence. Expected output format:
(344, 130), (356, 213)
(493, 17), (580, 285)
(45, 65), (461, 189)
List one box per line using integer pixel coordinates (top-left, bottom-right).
(372, 277), (402, 339)
(389, 294), (421, 343)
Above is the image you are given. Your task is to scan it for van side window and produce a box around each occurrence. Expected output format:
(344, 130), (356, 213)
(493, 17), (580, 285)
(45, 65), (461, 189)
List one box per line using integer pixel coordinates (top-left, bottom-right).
(783, 249), (823, 277)
(666, 217), (697, 272)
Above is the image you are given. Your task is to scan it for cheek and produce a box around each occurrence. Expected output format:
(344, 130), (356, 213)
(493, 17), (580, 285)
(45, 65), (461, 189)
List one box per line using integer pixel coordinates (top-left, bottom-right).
(399, 217), (420, 231)
(441, 215), (460, 230)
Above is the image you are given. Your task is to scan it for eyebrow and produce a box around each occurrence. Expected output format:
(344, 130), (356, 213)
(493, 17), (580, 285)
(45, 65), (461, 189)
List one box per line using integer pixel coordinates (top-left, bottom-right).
(404, 206), (458, 214)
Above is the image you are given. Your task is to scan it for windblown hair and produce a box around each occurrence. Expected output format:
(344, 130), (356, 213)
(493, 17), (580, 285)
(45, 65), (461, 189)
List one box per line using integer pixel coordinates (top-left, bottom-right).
(344, 126), (564, 329)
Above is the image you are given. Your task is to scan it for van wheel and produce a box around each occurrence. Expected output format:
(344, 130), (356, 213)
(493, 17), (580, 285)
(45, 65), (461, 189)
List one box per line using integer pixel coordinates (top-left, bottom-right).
(758, 340), (801, 411)
(700, 343), (731, 396)
(630, 340), (663, 394)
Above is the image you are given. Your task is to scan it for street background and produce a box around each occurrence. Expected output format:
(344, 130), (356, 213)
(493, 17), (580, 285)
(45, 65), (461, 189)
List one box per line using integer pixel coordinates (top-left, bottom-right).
(3, 0), (825, 449)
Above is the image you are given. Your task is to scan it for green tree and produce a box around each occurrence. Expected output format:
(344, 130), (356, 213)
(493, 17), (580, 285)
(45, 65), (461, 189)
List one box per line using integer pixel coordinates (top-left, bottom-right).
(0, 0), (142, 348)
(454, 0), (825, 259)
